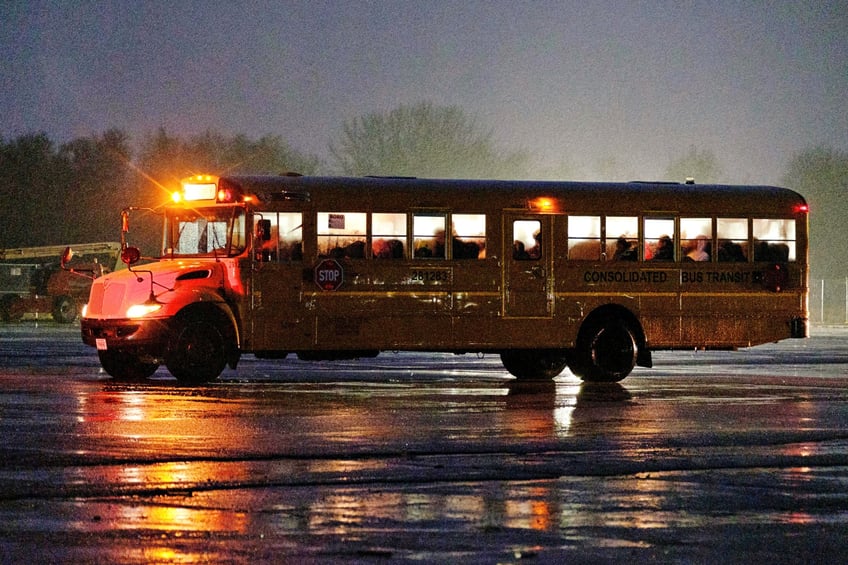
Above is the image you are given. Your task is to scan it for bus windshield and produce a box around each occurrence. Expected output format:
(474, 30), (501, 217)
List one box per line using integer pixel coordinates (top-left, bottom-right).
(164, 206), (247, 257)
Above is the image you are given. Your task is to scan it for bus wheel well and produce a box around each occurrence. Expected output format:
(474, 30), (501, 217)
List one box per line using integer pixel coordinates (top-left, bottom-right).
(175, 303), (237, 344)
(583, 304), (647, 351)
(166, 303), (238, 382)
(567, 305), (648, 382)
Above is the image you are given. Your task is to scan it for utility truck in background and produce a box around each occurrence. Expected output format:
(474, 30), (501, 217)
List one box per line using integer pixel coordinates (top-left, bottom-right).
(0, 242), (122, 323)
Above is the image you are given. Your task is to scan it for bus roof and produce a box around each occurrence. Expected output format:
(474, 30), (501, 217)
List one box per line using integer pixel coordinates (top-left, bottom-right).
(220, 175), (807, 217)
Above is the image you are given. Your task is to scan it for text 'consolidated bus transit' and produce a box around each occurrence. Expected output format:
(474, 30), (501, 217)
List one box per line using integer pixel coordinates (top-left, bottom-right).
(78, 174), (809, 383)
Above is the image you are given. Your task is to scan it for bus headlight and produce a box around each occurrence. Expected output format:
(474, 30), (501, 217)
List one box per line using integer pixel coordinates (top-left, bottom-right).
(126, 303), (162, 318)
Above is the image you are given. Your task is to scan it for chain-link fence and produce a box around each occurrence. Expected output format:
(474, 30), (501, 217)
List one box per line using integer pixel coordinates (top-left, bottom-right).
(810, 278), (848, 325)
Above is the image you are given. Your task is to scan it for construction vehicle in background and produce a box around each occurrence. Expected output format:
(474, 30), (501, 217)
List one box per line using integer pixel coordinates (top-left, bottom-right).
(0, 242), (122, 323)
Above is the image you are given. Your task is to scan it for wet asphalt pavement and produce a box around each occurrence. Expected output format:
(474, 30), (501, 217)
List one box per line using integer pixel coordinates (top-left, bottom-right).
(1, 323), (847, 563)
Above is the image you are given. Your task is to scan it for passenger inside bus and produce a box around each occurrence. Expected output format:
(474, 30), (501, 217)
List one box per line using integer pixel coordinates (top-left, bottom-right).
(684, 235), (710, 261)
(328, 240), (366, 259)
(373, 238), (405, 259)
(526, 231), (541, 260)
(718, 240), (747, 262)
(613, 237), (637, 261)
(754, 241), (790, 262)
(513, 240), (530, 260)
(650, 235), (674, 261)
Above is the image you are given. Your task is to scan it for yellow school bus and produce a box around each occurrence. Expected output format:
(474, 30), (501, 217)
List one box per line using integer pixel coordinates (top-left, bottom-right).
(80, 174), (808, 383)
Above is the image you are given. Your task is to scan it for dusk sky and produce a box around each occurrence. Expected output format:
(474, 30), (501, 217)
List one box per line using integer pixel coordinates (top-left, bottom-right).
(2, 1), (846, 184)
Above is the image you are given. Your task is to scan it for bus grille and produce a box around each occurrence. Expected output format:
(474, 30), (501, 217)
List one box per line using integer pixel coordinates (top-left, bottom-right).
(88, 281), (126, 317)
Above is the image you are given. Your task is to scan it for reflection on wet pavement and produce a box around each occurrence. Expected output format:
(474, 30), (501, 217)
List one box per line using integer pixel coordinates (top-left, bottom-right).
(2, 327), (848, 561)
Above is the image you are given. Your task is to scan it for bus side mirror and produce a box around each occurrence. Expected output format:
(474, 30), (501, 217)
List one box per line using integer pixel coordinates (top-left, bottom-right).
(121, 246), (141, 266)
(256, 219), (272, 242)
(60, 247), (74, 269)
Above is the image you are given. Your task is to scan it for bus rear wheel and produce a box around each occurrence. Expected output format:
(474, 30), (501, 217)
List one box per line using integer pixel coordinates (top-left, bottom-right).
(500, 350), (568, 380)
(568, 318), (637, 382)
(166, 317), (227, 383)
(98, 350), (159, 380)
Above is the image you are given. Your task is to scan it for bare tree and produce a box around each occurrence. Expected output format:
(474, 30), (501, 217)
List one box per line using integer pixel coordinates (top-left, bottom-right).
(330, 102), (531, 179)
(137, 129), (321, 190)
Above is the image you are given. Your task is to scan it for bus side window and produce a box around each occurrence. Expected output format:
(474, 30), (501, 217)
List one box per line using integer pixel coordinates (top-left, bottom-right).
(605, 216), (638, 260)
(568, 216), (601, 260)
(413, 214), (446, 259)
(680, 217), (712, 261)
(753, 219), (795, 261)
(452, 214), (486, 259)
(512, 220), (540, 260)
(644, 217), (675, 261)
(278, 212), (303, 261)
(372, 213), (407, 259)
(318, 212), (366, 259)
(717, 218), (748, 262)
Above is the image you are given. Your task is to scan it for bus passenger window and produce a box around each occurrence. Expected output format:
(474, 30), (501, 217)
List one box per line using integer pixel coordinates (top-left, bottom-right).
(372, 213), (407, 259)
(318, 212), (366, 259)
(278, 212), (302, 261)
(644, 218), (675, 261)
(753, 219), (795, 261)
(605, 216), (637, 260)
(512, 220), (540, 260)
(452, 214), (486, 259)
(717, 218), (748, 262)
(413, 214), (446, 259)
(568, 216), (601, 260)
(681, 218), (712, 261)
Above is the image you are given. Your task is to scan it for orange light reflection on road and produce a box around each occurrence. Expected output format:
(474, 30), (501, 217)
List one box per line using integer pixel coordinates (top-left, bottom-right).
(65, 378), (696, 546)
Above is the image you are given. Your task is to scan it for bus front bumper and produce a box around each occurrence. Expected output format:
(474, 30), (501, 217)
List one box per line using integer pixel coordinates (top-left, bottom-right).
(81, 317), (173, 357)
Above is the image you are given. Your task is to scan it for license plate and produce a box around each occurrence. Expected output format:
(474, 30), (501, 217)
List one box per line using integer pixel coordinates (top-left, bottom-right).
(95, 338), (107, 351)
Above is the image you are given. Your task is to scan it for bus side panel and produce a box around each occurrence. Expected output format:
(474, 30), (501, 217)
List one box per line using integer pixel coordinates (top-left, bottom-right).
(311, 291), (453, 349)
(251, 263), (313, 351)
(559, 260), (807, 350)
(558, 262), (680, 348)
(680, 291), (805, 346)
(450, 260), (509, 348)
(310, 262), (453, 350)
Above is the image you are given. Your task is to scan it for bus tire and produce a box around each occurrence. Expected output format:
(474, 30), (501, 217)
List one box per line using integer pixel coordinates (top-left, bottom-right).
(569, 317), (637, 382)
(500, 350), (568, 380)
(166, 315), (228, 383)
(98, 350), (159, 380)
(52, 295), (77, 324)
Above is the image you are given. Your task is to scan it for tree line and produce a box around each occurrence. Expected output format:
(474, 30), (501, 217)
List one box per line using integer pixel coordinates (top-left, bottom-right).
(1, 103), (845, 288)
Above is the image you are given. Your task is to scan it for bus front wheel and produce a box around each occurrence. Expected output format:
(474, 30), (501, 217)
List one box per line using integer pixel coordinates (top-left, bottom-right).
(166, 316), (228, 383)
(568, 318), (637, 382)
(500, 350), (568, 380)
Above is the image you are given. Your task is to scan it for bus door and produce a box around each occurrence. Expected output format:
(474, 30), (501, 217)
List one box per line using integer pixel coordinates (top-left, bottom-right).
(249, 213), (311, 350)
(504, 214), (553, 318)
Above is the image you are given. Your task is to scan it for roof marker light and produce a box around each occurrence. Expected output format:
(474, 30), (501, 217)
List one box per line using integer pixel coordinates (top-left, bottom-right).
(528, 196), (558, 213)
